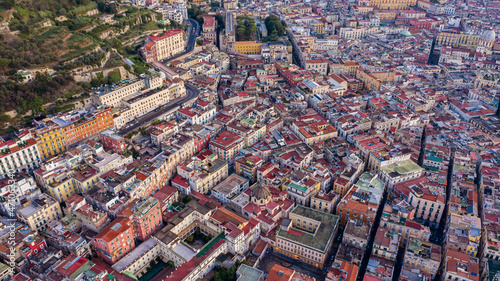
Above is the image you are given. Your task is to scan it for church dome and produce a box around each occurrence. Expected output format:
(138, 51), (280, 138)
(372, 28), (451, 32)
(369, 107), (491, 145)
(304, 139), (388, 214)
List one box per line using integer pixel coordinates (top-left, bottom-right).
(400, 30), (412, 36)
(252, 185), (271, 200)
(481, 30), (496, 42)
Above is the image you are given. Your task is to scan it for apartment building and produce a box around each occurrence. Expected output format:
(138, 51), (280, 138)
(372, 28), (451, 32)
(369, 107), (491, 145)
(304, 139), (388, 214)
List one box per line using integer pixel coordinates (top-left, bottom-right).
(34, 164), (100, 202)
(94, 218), (136, 264)
(291, 113), (338, 146)
(378, 158), (423, 189)
(403, 238), (441, 279)
(174, 150), (229, 194)
(100, 130), (126, 154)
(436, 31), (481, 49)
(442, 249), (480, 281)
(339, 27), (367, 40)
(65, 107), (114, 145)
(209, 130), (245, 162)
(305, 59), (329, 75)
(335, 221), (369, 265)
(234, 42), (263, 55)
(0, 135), (41, 177)
(73, 203), (111, 233)
(311, 192), (339, 214)
(117, 197), (162, 242)
(336, 172), (385, 225)
(202, 16), (217, 43)
(369, 0), (417, 9)
(227, 118), (266, 147)
(177, 102), (217, 125)
(283, 173), (321, 206)
(393, 177), (445, 223)
(372, 227), (400, 260)
(140, 30), (185, 63)
(17, 194), (63, 231)
(32, 119), (70, 160)
(235, 154), (263, 183)
(0, 173), (40, 217)
(275, 205), (339, 268)
(211, 173), (249, 204)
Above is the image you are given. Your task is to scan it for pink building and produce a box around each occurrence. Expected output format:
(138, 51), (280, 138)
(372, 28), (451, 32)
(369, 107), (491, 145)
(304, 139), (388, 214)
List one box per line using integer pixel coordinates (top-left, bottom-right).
(94, 218), (135, 264)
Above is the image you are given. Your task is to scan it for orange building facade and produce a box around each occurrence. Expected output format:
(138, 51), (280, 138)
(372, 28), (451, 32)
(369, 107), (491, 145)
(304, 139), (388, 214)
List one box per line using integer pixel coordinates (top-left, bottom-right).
(94, 218), (135, 264)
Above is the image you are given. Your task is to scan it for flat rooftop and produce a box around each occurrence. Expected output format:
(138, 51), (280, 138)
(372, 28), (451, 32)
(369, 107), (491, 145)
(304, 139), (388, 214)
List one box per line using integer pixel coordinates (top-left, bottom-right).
(112, 237), (157, 272)
(213, 173), (248, 195)
(381, 159), (423, 177)
(277, 205), (339, 252)
(237, 264), (264, 281)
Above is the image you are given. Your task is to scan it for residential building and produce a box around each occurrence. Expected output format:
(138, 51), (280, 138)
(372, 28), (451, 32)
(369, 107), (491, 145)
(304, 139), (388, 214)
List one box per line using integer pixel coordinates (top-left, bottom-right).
(100, 130), (126, 154)
(17, 194), (63, 231)
(275, 205), (339, 268)
(337, 172), (385, 225)
(117, 197), (162, 241)
(174, 150), (229, 194)
(235, 154), (263, 183)
(442, 249), (480, 281)
(209, 130), (245, 162)
(211, 173), (249, 205)
(94, 218), (135, 264)
(0, 135), (41, 177)
(403, 238), (441, 279)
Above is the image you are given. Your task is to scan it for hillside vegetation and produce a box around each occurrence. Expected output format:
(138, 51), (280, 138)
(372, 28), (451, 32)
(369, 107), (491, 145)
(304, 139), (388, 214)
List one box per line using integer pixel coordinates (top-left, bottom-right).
(0, 0), (183, 131)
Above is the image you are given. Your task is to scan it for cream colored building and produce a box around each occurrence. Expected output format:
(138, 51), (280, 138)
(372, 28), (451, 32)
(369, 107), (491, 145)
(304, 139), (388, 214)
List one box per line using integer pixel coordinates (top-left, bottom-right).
(17, 193), (63, 231)
(339, 27), (367, 40)
(114, 79), (186, 127)
(94, 75), (163, 107)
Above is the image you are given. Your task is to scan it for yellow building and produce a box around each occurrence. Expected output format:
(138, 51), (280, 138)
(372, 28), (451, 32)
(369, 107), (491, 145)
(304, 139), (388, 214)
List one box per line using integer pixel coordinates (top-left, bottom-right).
(356, 69), (396, 92)
(370, 0), (417, 9)
(34, 165), (100, 202)
(436, 32), (481, 48)
(375, 10), (398, 20)
(313, 22), (325, 34)
(342, 62), (360, 76)
(474, 75), (497, 89)
(17, 193), (63, 231)
(234, 42), (263, 54)
(33, 121), (69, 160)
(356, 68), (381, 92)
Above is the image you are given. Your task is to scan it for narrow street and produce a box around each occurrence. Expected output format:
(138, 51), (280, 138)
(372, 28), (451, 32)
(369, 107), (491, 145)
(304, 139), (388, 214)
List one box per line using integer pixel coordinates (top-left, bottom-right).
(356, 188), (389, 281)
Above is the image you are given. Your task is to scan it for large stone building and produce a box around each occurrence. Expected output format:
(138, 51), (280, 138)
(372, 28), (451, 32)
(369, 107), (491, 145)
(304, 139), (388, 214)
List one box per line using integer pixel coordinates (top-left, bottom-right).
(275, 205), (339, 269)
(140, 30), (185, 63)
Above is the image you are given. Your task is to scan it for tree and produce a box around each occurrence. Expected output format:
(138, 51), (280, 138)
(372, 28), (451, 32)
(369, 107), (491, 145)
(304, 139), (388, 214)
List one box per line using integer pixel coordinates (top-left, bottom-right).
(108, 70), (121, 84)
(2, 0), (15, 9)
(0, 58), (9, 75)
(182, 195), (192, 204)
(186, 235), (194, 243)
(265, 15), (285, 39)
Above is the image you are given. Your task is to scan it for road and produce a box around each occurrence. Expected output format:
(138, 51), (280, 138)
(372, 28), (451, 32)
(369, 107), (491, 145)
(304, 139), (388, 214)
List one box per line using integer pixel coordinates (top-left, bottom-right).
(118, 84), (199, 135)
(164, 19), (200, 63)
(356, 188), (389, 281)
(117, 19), (201, 136)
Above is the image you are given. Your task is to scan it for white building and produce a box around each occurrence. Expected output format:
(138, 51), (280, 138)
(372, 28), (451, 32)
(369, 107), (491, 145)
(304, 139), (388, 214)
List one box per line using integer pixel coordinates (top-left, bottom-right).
(211, 174), (249, 204)
(93, 75), (163, 108)
(0, 134), (42, 177)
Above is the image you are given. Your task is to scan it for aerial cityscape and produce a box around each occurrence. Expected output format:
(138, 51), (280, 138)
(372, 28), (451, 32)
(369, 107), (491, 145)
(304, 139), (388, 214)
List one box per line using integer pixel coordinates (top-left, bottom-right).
(0, 0), (499, 280)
